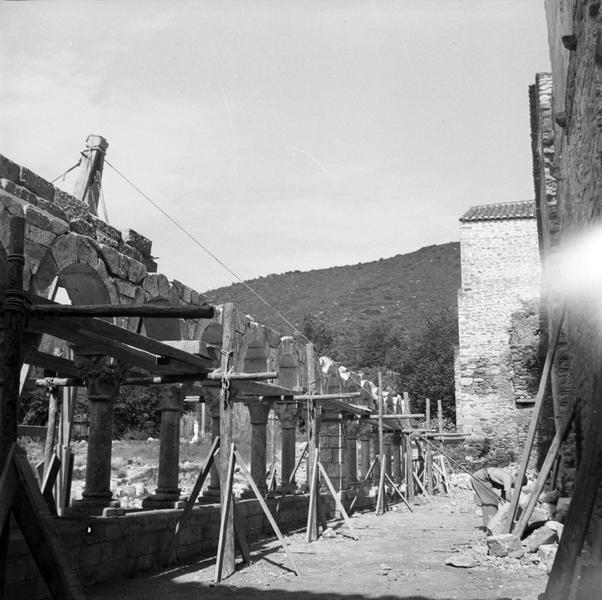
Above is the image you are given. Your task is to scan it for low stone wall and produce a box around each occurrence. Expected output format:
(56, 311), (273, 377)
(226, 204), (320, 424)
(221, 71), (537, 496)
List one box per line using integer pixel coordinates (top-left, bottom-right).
(7, 494), (331, 600)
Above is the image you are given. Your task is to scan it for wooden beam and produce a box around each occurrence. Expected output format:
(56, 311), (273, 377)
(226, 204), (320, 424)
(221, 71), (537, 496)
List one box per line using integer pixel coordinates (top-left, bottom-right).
(25, 350), (81, 378)
(207, 370), (277, 381)
(376, 373), (386, 516)
(293, 392), (361, 401)
(513, 397), (577, 538)
(369, 414), (425, 420)
(214, 443), (236, 583)
(218, 303), (236, 580)
(504, 305), (565, 533)
(28, 303), (214, 319)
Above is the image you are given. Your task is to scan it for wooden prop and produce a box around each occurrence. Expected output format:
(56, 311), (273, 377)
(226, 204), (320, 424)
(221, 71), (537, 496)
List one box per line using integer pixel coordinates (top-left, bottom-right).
(217, 303), (236, 579)
(43, 386), (60, 473)
(504, 306), (565, 533)
(513, 397), (577, 538)
(545, 365), (602, 600)
(433, 458), (449, 494)
(41, 454), (61, 516)
(233, 448), (299, 575)
(163, 436), (220, 565)
(412, 469), (431, 501)
(349, 456), (378, 514)
(232, 501), (251, 564)
(437, 399), (443, 434)
(214, 443), (237, 583)
(317, 461), (359, 541)
(0, 445), (84, 599)
(306, 451), (320, 543)
(376, 373), (387, 515)
(267, 466), (277, 493)
(384, 473), (413, 512)
(404, 434), (415, 502)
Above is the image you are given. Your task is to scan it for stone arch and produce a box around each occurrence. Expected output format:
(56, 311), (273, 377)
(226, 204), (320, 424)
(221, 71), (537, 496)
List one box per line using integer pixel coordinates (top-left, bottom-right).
(241, 336), (268, 374)
(277, 337), (300, 391)
(142, 297), (182, 341)
(58, 263), (110, 306)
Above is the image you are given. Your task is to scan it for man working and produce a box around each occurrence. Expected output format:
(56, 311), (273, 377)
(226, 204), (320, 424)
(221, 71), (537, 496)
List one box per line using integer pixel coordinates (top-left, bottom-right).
(471, 466), (525, 528)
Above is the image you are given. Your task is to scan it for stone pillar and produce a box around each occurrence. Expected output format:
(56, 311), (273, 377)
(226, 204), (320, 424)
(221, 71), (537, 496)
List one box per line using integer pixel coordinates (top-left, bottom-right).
(345, 418), (360, 488)
(384, 432), (393, 476)
(242, 397), (273, 497)
(372, 428), (381, 481)
(72, 352), (126, 515)
(275, 400), (299, 492)
(392, 431), (402, 482)
(143, 385), (185, 509)
(358, 422), (372, 482)
(199, 389), (221, 503)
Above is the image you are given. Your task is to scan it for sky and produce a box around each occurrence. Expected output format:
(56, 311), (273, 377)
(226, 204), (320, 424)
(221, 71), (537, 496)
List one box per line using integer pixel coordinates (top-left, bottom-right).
(0, 1), (551, 293)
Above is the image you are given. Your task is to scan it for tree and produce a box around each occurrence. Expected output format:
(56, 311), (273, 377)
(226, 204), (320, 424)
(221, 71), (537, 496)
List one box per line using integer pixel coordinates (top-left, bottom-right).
(394, 309), (458, 423)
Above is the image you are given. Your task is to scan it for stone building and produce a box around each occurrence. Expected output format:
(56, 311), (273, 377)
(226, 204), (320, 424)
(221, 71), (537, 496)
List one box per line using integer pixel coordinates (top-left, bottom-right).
(530, 3), (602, 596)
(455, 200), (542, 457)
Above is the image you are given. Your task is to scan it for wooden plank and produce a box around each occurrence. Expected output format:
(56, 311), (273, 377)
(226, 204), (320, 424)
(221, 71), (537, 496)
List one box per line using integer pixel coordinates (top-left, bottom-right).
(306, 452), (319, 543)
(25, 350), (81, 378)
(385, 473), (413, 512)
(164, 436), (220, 565)
(234, 448), (300, 575)
(514, 396), (577, 538)
(349, 457), (378, 514)
(217, 303), (236, 580)
(29, 302), (214, 319)
(376, 373), (386, 516)
(293, 392), (361, 401)
(12, 447), (85, 599)
(505, 306), (565, 532)
(41, 454), (61, 517)
(369, 414), (425, 420)
(317, 461), (359, 541)
(232, 501), (250, 563)
(214, 442), (236, 583)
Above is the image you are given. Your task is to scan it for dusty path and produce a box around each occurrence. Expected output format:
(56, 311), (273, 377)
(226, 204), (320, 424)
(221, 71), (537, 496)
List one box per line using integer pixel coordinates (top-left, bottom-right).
(88, 487), (548, 600)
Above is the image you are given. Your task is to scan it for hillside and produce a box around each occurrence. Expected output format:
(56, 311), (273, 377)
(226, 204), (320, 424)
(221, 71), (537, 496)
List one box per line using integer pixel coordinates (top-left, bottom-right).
(203, 242), (461, 343)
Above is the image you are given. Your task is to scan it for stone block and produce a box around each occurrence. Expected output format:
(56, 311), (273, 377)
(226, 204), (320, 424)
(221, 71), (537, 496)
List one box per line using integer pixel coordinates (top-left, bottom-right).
(0, 178), (38, 205)
(19, 166), (54, 201)
(0, 154), (20, 181)
(537, 543), (557, 568)
(539, 489), (560, 504)
(53, 188), (89, 220)
(555, 497), (571, 522)
(119, 240), (144, 263)
(70, 218), (96, 238)
(124, 228), (153, 257)
(524, 524), (558, 552)
(36, 197), (67, 221)
(486, 533), (521, 557)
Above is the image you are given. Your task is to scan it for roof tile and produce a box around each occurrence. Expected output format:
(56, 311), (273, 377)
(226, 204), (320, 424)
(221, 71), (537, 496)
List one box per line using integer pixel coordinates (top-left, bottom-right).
(460, 200), (536, 222)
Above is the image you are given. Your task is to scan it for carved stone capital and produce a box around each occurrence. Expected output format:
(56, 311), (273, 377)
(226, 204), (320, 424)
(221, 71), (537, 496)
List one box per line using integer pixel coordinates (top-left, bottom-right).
(152, 384), (184, 412)
(245, 397), (273, 425)
(75, 353), (127, 401)
(275, 400), (299, 429)
(358, 421), (373, 441)
(344, 419), (360, 440)
(392, 430), (402, 446)
(384, 432), (394, 445)
(204, 388), (221, 418)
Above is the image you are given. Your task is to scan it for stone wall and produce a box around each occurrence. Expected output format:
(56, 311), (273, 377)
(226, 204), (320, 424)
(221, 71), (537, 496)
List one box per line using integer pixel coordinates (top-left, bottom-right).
(540, 0), (602, 548)
(455, 210), (542, 459)
(7, 494), (328, 600)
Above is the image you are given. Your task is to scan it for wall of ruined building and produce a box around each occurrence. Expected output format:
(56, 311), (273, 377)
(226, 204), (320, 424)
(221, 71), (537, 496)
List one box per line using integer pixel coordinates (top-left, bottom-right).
(542, 0), (602, 525)
(7, 495), (330, 600)
(455, 217), (542, 459)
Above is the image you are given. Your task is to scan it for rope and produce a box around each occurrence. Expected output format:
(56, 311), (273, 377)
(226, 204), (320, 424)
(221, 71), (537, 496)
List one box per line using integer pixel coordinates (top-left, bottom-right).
(103, 158), (311, 344)
(50, 159), (81, 184)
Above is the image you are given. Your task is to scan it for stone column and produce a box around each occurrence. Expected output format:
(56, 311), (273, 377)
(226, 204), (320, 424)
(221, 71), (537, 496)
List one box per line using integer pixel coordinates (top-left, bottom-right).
(72, 352), (126, 515)
(372, 428), (381, 481)
(275, 400), (299, 493)
(143, 385), (185, 509)
(384, 432), (393, 476)
(242, 397), (273, 497)
(392, 431), (402, 482)
(358, 422), (372, 482)
(345, 419), (360, 488)
(199, 389), (221, 503)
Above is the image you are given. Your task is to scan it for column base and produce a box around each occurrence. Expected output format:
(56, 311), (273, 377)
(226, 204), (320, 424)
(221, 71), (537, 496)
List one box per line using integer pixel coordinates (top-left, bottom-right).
(69, 495), (120, 516)
(142, 494), (185, 510)
(198, 487), (221, 504)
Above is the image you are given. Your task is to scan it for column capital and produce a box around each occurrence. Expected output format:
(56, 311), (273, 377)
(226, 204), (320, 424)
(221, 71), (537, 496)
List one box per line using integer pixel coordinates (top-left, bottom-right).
(358, 421), (372, 441)
(152, 384), (184, 412)
(384, 432), (394, 445)
(344, 419), (360, 440)
(275, 400), (299, 429)
(392, 430), (402, 445)
(74, 352), (127, 401)
(245, 397), (273, 424)
(204, 387), (221, 417)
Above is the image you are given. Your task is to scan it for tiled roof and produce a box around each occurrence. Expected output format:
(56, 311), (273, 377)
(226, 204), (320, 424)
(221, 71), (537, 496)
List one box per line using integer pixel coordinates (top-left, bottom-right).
(460, 201), (536, 222)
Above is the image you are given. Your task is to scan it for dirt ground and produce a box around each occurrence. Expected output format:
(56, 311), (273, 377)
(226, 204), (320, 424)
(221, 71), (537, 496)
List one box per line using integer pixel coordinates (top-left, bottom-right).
(87, 485), (548, 600)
